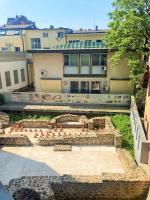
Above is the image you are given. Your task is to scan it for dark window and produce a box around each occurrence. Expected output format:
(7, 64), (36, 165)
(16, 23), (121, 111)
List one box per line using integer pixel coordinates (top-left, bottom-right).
(15, 47), (20, 52)
(70, 81), (79, 93)
(81, 82), (89, 93)
(43, 32), (48, 38)
(5, 71), (11, 87)
(13, 70), (19, 84)
(31, 38), (41, 49)
(21, 69), (25, 82)
(57, 32), (64, 38)
(15, 47), (20, 51)
(96, 40), (102, 43)
(91, 81), (100, 93)
(0, 74), (2, 89)
(101, 54), (107, 65)
(64, 55), (69, 66)
(92, 53), (100, 66)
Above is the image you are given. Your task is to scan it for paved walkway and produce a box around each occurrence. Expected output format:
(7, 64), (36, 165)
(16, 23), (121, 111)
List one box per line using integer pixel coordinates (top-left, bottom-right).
(0, 145), (124, 184)
(0, 104), (130, 114)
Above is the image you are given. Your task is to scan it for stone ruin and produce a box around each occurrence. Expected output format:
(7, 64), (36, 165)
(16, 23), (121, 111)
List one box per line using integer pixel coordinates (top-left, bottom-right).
(1, 114), (122, 147)
(6, 149), (150, 200)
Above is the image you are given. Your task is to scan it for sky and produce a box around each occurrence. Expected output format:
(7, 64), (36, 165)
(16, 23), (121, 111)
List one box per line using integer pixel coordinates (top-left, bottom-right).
(0, 0), (114, 29)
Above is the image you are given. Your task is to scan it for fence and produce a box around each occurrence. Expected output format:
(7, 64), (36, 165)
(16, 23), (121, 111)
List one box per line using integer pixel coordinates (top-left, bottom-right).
(130, 96), (150, 164)
(1, 92), (130, 106)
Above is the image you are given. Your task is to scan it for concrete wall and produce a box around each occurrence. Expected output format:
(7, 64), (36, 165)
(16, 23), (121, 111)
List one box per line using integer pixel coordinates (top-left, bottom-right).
(0, 53), (28, 92)
(33, 53), (63, 92)
(0, 35), (25, 52)
(110, 80), (132, 94)
(130, 96), (150, 164)
(2, 92), (130, 106)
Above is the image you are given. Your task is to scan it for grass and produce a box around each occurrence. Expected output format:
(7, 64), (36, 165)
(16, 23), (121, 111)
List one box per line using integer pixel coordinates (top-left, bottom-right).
(9, 113), (54, 123)
(111, 114), (134, 157)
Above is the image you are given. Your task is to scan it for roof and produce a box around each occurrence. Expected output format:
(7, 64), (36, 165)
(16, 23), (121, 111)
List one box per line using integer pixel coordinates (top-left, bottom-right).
(66, 29), (109, 35)
(27, 41), (108, 53)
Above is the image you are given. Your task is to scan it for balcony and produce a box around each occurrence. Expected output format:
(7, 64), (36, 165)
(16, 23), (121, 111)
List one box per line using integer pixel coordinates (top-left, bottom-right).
(64, 65), (107, 77)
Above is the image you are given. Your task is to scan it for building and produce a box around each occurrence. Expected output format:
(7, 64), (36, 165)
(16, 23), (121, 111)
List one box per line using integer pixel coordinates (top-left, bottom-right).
(27, 29), (132, 94)
(0, 16), (37, 52)
(0, 52), (28, 92)
(6, 15), (36, 26)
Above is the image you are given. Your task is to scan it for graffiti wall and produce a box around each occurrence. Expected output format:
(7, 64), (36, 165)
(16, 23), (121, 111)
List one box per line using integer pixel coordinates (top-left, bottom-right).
(3, 92), (130, 105)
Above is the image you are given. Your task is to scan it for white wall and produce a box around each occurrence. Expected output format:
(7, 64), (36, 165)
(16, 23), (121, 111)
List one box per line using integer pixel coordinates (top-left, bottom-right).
(0, 60), (28, 92)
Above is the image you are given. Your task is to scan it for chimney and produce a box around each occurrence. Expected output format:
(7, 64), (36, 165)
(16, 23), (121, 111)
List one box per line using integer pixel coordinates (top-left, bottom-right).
(95, 25), (98, 31)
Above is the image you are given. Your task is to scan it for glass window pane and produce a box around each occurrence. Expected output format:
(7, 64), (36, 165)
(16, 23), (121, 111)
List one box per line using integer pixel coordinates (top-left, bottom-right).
(64, 55), (69, 66)
(31, 38), (41, 49)
(81, 82), (89, 93)
(92, 54), (100, 66)
(81, 54), (90, 66)
(91, 81), (100, 93)
(101, 54), (107, 65)
(13, 70), (19, 84)
(21, 69), (25, 82)
(70, 54), (79, 66)
(5, 71), (11, 87)
(70, 81), (79, 93)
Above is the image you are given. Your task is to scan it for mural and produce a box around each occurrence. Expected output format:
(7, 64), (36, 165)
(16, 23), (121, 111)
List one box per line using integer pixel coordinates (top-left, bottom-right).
(8, 92), (130, 105)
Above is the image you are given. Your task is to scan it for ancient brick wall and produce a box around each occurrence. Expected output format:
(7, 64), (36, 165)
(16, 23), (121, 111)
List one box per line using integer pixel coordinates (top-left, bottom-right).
(0, 134), (31, 145)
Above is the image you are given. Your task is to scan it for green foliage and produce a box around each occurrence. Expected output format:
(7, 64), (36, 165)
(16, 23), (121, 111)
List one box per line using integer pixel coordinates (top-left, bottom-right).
(135, 88), (147, 115)
(111, 114), (134, 157)
(9, 113), (54, 123)
(105, 0), (150, 85)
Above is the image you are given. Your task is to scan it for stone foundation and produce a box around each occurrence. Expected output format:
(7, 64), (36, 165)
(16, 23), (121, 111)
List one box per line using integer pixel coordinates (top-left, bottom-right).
(0, 112), (10, 129)
(7, 150), (150, 200)
(0, 134), (31, 146)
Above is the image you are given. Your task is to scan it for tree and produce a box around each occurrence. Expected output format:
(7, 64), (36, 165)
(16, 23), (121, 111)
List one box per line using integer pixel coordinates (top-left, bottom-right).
(105, 0), (150, 87)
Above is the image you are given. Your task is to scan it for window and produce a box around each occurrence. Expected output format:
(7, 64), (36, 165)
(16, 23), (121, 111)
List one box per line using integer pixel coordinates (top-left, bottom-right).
(70, 54), (79, 66)
(80, 54), (90, 66)
(70, 81), (79, 93)
(96, 40), (102, 43)
(31, 38), (41, 49)
(91, 81), (100, 93)
(64, 55), (69, 66)
(15, 47), (20, 52)
(43, 32), (48, 38)
(92, 53), (100, 66)
(57, 32), (64, 38)
(13, 70), (19, 84)
(5, 71), (11, 87)
(0, 74), (2, 89)
(81, 82), (89, 93)
(64, 54), (79, 66)
(21, 69), (25, 82)
(1, 47), (8, 51)
(101, 54), (107, 65)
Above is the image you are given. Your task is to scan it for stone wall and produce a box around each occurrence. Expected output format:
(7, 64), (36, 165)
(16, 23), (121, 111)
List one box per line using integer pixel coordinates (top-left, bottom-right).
(0, 112), (10, 129)
(38, 134), (115, 146)
(0, 134), (31, 145)
(7, 150), (150, 200)
(17, 120), (50, 128)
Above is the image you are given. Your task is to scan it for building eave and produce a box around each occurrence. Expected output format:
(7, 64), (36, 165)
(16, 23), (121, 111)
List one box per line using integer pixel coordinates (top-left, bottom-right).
(27, 48), (109, 54)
